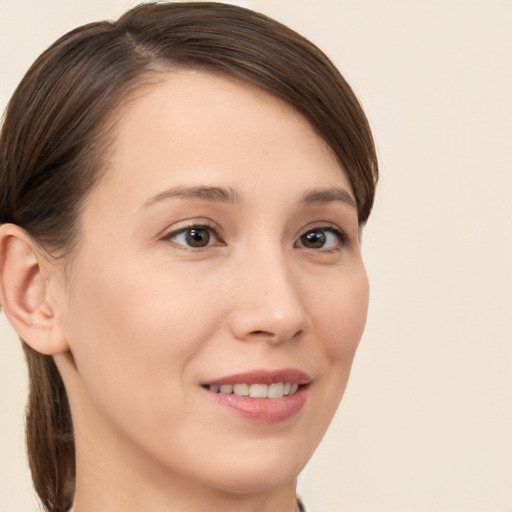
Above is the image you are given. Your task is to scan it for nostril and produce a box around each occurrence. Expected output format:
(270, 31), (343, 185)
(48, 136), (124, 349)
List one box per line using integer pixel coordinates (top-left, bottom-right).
(248, 328), (303, 342)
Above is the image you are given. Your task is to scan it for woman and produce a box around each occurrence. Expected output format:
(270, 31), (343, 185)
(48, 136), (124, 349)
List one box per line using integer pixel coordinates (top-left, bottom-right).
(0, 2), (377, 511)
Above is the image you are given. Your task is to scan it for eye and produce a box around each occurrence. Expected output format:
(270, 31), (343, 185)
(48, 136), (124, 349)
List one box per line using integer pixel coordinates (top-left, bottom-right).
(296, 226), (347, 250)
(164, 225), (221, 248)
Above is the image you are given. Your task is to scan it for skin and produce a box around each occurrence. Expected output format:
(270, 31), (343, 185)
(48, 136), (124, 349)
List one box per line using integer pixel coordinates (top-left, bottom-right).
(6, 70), (370, 512)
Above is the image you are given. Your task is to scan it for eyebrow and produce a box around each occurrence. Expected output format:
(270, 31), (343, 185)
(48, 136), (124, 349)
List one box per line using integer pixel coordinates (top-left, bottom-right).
(143, 185), (243, 207)
(142, 184), (357, 211)
(299, 187), (357, 210)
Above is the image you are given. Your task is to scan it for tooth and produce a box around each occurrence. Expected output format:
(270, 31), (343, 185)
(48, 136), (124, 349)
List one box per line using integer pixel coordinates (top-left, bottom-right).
(216, 382), (299, 398)
(233, 383), (249, 396)
(267, 383), (284, 399)
(219, 384), (233, 394)
(249, 384), (268, 398)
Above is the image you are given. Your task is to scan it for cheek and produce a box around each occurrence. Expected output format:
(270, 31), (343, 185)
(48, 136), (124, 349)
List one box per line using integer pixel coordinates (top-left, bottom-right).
(309, 266), (369, 415)
(61, 260), (229, 462)
(293, 266), (369, 458)
(68, 250), (219, 343)
(316, 266), (369, 362)
(62, 255), (221, 410)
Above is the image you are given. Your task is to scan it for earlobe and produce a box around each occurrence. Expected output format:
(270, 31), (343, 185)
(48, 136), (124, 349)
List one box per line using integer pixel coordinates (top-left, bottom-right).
(0, 223), (68, 355)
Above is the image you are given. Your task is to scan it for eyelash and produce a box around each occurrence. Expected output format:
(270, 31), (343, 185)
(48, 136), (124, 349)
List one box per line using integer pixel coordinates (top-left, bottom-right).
(162, 223), (349, 251)
(162, 222), (223, 250)
(295, 224), (349, 251)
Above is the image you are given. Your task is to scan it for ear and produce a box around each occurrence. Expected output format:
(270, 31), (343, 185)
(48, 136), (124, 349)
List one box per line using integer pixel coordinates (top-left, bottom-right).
(0, 223), (68, 355)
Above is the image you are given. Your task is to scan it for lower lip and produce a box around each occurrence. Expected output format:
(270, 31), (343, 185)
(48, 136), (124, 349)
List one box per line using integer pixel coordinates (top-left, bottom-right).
(204, 386), (308, 423)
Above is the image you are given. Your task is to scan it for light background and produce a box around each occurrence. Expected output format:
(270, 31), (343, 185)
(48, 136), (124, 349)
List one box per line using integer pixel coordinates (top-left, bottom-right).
(1, 1), (511, 511)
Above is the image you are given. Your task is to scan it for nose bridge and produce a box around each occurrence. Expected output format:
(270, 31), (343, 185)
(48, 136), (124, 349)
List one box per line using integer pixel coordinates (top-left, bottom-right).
(228, 241), (308, 343)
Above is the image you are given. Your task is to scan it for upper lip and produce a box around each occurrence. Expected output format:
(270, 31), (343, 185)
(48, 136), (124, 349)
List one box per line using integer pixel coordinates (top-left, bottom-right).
(203, 368), (311, 386)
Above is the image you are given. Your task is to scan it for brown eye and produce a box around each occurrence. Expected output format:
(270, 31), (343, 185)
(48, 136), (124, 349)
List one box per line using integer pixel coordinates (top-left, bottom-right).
(296, 227), (346, 250)
(300, 230), (326, 248)
(166, 225), (218, 248)
(185, 228), (211, 247)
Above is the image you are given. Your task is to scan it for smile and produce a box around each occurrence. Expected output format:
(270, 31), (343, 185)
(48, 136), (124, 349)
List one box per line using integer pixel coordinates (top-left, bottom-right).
(206, 382), (300, 398)
(202, 369), (311, 422)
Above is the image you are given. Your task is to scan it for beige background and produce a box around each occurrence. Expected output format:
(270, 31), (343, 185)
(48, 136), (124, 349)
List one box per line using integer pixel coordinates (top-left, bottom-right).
(1, 1), (511, 511)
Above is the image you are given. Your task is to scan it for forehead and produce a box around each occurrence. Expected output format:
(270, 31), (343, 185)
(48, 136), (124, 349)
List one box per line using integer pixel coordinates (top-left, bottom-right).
(96, 70), (352, 209)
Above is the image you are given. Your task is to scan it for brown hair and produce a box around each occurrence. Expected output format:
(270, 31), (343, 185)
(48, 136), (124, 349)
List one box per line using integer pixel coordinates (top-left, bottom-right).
(0, 2), (378, 511)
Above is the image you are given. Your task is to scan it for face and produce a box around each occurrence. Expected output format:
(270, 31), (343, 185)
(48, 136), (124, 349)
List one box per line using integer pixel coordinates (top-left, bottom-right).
(55, 70), (369, 496)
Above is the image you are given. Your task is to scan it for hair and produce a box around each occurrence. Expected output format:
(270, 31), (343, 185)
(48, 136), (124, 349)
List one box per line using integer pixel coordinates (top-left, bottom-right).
(0, 2), (378, 511)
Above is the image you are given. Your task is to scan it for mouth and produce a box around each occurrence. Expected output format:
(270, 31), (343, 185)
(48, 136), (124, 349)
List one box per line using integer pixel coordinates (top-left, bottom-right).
(201, 369), (311, 422)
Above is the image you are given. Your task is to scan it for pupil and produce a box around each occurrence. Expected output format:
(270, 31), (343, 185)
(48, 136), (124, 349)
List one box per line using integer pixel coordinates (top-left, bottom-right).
(186, 228), (210, 247)
(302, 230), (325, 248)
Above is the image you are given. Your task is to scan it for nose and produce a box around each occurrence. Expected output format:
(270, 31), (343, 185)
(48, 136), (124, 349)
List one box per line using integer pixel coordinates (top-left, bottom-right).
(227, 250), (309, 344)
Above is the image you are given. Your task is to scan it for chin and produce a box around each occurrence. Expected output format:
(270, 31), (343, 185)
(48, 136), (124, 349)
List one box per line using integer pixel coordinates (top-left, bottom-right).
(190, 439), (311, 495)
(207, 463), (302, 496)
